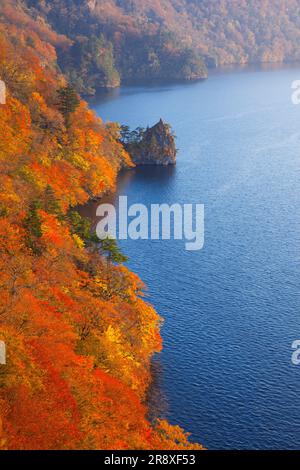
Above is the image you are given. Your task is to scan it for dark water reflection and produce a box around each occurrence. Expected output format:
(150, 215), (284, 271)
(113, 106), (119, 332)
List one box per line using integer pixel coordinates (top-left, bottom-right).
(86, 66), (300, 449)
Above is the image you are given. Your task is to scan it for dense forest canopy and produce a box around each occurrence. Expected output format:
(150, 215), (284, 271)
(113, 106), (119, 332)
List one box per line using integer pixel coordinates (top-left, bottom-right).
(0, 0), (204, 449)
(1, 0), (300, 451)
(21, 0), (300, 93)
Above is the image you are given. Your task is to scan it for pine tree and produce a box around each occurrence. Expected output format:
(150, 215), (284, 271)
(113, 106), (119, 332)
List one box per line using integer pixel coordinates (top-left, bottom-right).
(44, 185), (62, 218)
(100, 237), (128, 264)
(23, 200), (43, 254)
(57, 84), (80, 126)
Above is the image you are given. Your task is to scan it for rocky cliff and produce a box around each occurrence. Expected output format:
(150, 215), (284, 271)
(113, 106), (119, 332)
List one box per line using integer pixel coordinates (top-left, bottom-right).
(124, 119), (177, 166)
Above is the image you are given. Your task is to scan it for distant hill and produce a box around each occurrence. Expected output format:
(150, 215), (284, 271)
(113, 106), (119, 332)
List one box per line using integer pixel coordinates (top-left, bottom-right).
(0, 0), (204, 450)
(23, 0), (300, 93)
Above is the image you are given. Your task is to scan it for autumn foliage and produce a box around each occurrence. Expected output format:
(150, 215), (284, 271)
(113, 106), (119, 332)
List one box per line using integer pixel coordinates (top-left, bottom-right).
(22, 0), (300, 93)
(0, 1), (203, 450)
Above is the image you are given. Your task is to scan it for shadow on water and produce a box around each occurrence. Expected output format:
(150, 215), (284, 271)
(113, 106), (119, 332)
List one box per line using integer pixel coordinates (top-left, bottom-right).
(118, 165), (176, 188)
(85, 65), (300, 449)
(88, 62), (300, 110)
(89, 85), (170, 110)
(89, 80), (203, 109)
(88, 87), (122, 107)
(79, 165), (177, 422)
(79, 165), (176, 230)
(145, 356), (169, 422)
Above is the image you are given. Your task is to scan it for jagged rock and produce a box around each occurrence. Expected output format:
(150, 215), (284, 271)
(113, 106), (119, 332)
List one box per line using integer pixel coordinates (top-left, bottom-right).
(124, 119), (177, 166)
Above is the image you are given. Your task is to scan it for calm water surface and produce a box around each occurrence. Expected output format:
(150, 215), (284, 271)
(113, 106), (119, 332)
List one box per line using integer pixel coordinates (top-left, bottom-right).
(90, 67), (300, 449)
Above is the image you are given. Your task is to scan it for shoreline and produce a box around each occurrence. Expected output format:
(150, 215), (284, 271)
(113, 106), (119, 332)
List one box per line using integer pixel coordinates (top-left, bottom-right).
(86, 61), (300, 101)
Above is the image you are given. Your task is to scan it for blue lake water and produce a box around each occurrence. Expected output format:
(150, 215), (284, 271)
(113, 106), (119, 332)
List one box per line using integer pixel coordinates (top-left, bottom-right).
(91, 66), (300, 449)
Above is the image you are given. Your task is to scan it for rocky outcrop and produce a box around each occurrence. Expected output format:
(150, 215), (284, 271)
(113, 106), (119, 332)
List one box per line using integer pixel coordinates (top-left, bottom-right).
(125, 119), (177, 166)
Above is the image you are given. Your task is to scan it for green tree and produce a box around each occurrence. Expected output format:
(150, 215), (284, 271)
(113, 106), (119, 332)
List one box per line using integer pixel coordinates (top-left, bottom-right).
(100, 237), (128, 265)
(44, 185), (63, 218)
(23, 200), (43, 255)
(68, 211), (99, 246)
(100, 237), (128, 292)
(57, 84), (80, 126)
(120, 125), (145, 144)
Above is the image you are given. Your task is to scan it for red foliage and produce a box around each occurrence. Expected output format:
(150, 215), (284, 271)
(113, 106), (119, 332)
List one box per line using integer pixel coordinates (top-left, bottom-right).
(0, 0), (202, 451)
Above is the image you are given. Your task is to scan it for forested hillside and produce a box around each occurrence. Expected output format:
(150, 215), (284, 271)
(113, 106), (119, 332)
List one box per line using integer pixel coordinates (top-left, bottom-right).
(21, 0), (300, 93)
(1, 0), (299, 450)
(0, 0), (203, 449)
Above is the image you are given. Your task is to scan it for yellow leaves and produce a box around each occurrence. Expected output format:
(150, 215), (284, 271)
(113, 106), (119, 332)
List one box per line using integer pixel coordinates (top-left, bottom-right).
(21, 165), (44, 190)
(68, 153), (90, 171)
(39, 211), (87, 261)
(121, 147), (135, 169)
(72, 234), (84, 250)
(0, 10), (205, 451)
(0, 96), (32, 163)
(93, 276), (108, 292)
(40, 211), (64, 248)
(86, 128), (104, 150)
(105, 325), (122, 344)
(0, 175), (20, 214)
(0, 325), (44, 392)
(31, 91), (47, 112)
(100, 324), (144, 392)
(153, 419), (205, 450)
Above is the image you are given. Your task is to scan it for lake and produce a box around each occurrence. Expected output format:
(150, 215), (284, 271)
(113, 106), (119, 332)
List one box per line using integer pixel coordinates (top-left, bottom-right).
(89, 66), (300, 449)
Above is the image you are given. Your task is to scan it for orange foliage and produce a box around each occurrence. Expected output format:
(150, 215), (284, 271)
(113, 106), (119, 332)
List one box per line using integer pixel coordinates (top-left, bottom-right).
(0, 0), (202, 451)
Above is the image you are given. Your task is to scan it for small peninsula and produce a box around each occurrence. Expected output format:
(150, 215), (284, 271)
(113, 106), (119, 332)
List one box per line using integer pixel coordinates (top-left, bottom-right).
(120, 119), (177, 166)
